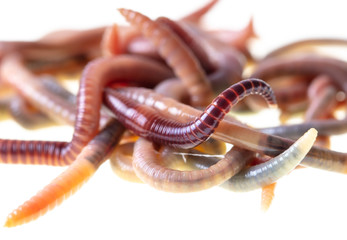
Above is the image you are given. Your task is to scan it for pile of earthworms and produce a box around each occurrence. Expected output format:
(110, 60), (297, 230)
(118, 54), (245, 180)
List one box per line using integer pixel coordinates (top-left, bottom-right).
(1, 0), (347, 227)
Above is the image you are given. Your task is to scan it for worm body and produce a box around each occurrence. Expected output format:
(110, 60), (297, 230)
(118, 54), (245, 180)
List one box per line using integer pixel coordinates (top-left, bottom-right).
(104, 78), (276, 149)
(224, 128), (317, 191)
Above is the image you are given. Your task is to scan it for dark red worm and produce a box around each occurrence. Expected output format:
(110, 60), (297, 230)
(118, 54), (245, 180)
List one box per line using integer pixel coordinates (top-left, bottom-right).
(104, 78), (276, 149)
(0, 54), (173, 166)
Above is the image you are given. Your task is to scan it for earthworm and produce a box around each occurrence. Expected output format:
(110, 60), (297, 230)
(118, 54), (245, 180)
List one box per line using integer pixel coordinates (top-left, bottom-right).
(132, 128), (316, 192)
(180, 0), (219, 24)
(0, 54), (173, 165)
(260, 182), (277, 212)
(0, 26), (105, 62)
(104, 78), (276, 149)
(5, 119), (125, 227)
(119, 8), (214, 107)
(133, 137), (253, 192)
(264, 38), (347, 59)
(305, 75), (338, 121)
(115, 86), (347, 173)
(222, 128), (317, 191)
(251, 55), (347, 93)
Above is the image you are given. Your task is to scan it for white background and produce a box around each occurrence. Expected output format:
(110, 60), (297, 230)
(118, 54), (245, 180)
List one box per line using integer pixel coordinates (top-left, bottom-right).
(1, 0), (347, 239)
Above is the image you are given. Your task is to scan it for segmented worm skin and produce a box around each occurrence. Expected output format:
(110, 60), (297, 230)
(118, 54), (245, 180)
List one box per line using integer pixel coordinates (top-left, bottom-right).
(5, 119), (125, 227)
(0, 26), (105, 62)
(119, 8), (214, 107)
(261, 182), (277, 212)
(252, 55), (347, 93)
(104, 78), (276, 149)
(156, 17), (216, 74)
(223, 128), (317, 192)
(7, 75), (76, 129)
(0, 54), (173, 166)
(180, 0), (219, 24)
(264, 38), (347, 59)
(208, 17), (256, 58)
(110, 137), (227, 184)
(305, 75), (338, 121)
(110, 142), (143, 183)
(9, 96), (53, 129)
(116, 86), (347, 173)
(133, 137), (254, 192)
(181, 20), (246, 93)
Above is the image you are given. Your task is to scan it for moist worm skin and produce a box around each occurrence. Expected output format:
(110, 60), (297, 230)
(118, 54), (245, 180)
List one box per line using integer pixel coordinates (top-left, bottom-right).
(223, 128), (317, 191)
(119, 8), (214, 107)
(116, 87), (347, 173)
(264, 38), (347, 59)
(133, 138), (254, 192)
(0, 54), (172, 166)
(5, 120), (125, 227)
(104, 78), (276, 149)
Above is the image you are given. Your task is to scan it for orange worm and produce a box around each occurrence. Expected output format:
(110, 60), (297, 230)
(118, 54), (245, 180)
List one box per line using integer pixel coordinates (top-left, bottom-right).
(5, 119), (125, 227)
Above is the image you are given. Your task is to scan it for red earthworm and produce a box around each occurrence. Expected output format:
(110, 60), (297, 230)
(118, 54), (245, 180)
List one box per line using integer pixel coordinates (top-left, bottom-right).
(246, 75), (310, 112)
(264, 38), (347, 59)
(5, 119), (125, 227)
(104, 78), (276, 149)
(115, 86), (347, 173)
(260, 182), (277, 212)
(9, 96), (53, 129)
(305, 75), (338, 121)
(1, 55), (77, 126)
(0, 26), (105, 62)
(110, 136), (227, 184)
(219, 129), (317, 191)
(154, 78), (191, 104)
(156, 17), (216, 74)
(119, 8), (214, 107)
(110, 142), (143, 183)
(180, 0), (219, 24)
(8, 75), (77, 129)
(132, 128), (316, 192)
(180, 20), (246, 92)
(0, 54), (173, 166)
(133, 137), (253, 192)
(208, 17), (257, 60)
(251, 55), (347, 93)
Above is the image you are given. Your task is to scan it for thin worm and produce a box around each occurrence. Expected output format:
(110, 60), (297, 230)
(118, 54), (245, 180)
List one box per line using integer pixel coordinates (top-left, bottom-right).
(0, 54), (172, 166)
(264, 38), (347, 59)
(110, 142), (143, 183)
(119, 8), (214, 107)
(181, 21), (246, 92)
(110, 136), (227, 184)
(305, 75), (338, 121)
(116, 87), (347, 173)
(251, 55), (347, 93)
(156, 17), (216, 74)
(4, 119), (125, 227)
(9, 96), (53, 129)
(223, 128), (317, 191)
(261, 182), (277, 212)
(133, 138), (253, 192)
(0, 26), (105, 62)
(104, 78), (276, 149)
(180, 0), (219, 24)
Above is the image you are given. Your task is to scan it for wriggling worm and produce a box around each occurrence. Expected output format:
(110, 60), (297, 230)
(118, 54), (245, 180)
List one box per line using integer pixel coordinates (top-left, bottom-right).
(104, 78), (276, 149)
(5, 119), (125, 227)
(0, 54), (173, 166)
(118, 8), (214, 107)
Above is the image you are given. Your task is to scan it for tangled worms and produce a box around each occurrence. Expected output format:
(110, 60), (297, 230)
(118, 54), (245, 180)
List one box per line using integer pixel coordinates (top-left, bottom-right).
(1, 0), (347, 228)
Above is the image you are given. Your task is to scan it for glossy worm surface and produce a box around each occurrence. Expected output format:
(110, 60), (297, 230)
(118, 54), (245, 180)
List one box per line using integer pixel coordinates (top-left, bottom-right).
(104, 78), (276, 149)
(5, 119), (125, 227)
(2, 0), (347, 230)
(223, 128), (317, 191)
